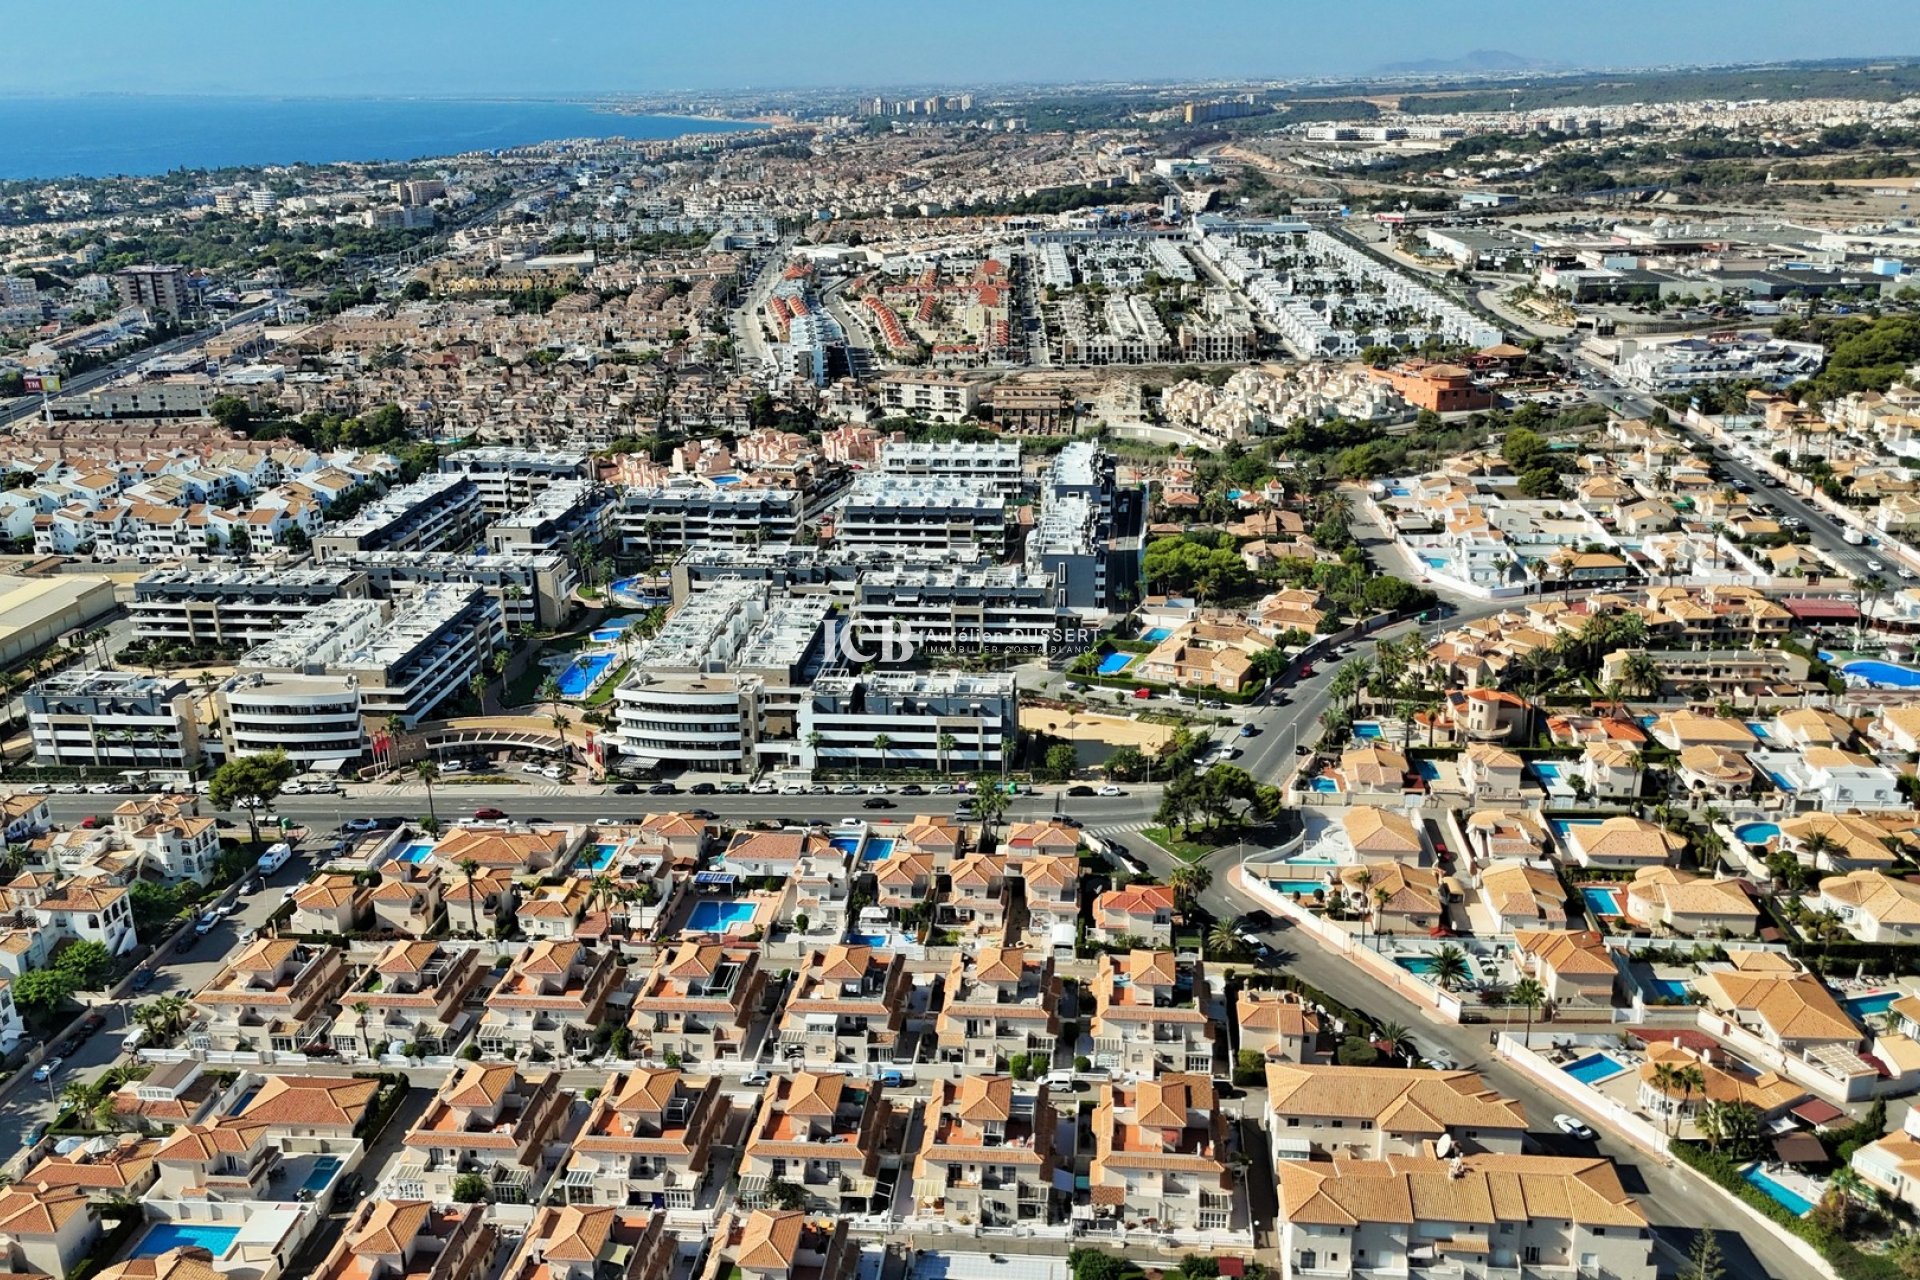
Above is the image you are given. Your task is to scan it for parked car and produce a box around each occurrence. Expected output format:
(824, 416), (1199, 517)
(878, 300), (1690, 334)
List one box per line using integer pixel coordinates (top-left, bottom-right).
(1553, 1113), (1597, 1141)
(1096, 784), (1123, 797)
(899, 784), (926, 796)
(1068, 784), (1096, 797)
(343, 817), (380, 833)
(611, 782), (638, 794)
(32, 1057), (63, 1084)
(862, 798), (896, 810)
(688, 808), (718, 821)
(835, 784), (861, 795)
(473, 807), (508, 820)
(875, 1069), (907, 1088)
(1132, 688), (1152, 699)
(742, 1068), (771, 1086)
(1240, 724), (1260, 737)
(648, 783), (679, 795)
(173, 933), (197, 954)
(721, 782), (748, 794)
(690, 782), (717, 795)
(130, 968), (155, 991)
(1238, 910), (1274, 932)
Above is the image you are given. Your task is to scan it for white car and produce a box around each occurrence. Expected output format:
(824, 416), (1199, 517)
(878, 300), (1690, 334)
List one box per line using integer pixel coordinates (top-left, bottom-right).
(1553, 1113), (1597, 1141)
(1096, 784), (1123, 797)
(866, 784), (891, 794)
(1903, 569), (1917, 581)
(281, 782), (306, 795)
(748, 781), (776, 794)
(1869, 560), (1886, 573)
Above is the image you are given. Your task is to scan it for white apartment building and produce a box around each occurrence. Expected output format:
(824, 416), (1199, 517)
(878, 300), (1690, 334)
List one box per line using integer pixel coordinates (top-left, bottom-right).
(875, 373), (985, 423)
(338, 549), (577, 630)
(798, 670), (1014, 773)
(130, 565), (374, 650)
(832, 475), (1008, 554)
(219, 672), (367, 772)
(440, 447), (592, 515)
(26, 670), (201, 770)
(878, 439), (1021, 497)
(618, 484), (804, 553)
(486, 478), (612, 556)
(311, 473), (484, 562)
(851, 565), (1060, 652)
(239, 586), (504, 728)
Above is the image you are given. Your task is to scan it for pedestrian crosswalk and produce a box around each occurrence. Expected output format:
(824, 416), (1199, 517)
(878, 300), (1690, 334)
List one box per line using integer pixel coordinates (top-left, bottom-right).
(1089, 820), (1152, 838)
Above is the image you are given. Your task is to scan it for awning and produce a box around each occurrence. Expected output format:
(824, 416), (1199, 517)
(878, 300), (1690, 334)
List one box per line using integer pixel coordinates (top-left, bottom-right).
(1791, 1098), (1847, 1127)
(1773, 1133), (1830, 1166)
(693, 871), (736, 887)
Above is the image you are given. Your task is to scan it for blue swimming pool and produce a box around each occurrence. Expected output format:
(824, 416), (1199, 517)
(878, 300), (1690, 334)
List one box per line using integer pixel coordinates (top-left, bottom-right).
(861, 838), (896, 862)
(1355, 722), (1384, 740)
(1766, 770), (1798, 793)
(582, 843), (617, 871)
(1096, 652), (1136, 675)
(1562, 1052), (1629, 1086)
(1415, 760), (1441, 781)
(1310, 777), (1341, 794)
(1846, 991), (1899, 1019)
(1646, 978), (1692, 1001)
(1533, 761), (1566, 783)
(1582, 887), (1623, 917)
(1746, 721), (1772, 740)
(1391, 486), (1411, 497)
(610, 577), (671, 607)
(1549, 818), (1603, 843)
(1271, 881), (1327, 895)
(1397, 954), (1480, 983)
(300, 1154), (343, 1194)
(1421, 555), (1448, 570)
(1141, 627), (1171, 643)
(398, 842), (435, 865)
(1734, 822), (1781, 845)
(687, 900), (758, 932)
(132, 1224), (240, 1259)
(557, 652), (616, 697)
(829, 835), (862, 855)
(1845, 659), (1920, 688)
(1743, 1165), (1814, 1216)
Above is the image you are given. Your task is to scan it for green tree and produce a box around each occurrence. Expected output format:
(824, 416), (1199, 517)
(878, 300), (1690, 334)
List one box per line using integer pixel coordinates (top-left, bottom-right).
(415, 759), (440, 827)
(1430, 945), (1471, 992)
(1686, 1229), (1723, 1280)
(872, 733), (893, 775)
(1509, 977), (1546, 1049)
(450, 1172), (490, 1203)
(459, 859), (482, 936)
(12, 969), (76, 1022)
(1069, 1250), (1131, 1280)
(207, 395), (252, 433)
(764, 1178), (806, 1210)
(54, 941), (114, 991)
(1043, 742), (1077, 782)
(207, 749), (296, 844)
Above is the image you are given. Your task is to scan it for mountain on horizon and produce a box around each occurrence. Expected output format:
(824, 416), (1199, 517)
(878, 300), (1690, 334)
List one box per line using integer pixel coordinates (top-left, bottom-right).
(1376, 49), (1562, 75)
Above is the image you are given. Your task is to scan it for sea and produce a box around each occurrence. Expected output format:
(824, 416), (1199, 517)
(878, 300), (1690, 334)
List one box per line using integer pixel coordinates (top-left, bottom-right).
(0, 96), (764, 180)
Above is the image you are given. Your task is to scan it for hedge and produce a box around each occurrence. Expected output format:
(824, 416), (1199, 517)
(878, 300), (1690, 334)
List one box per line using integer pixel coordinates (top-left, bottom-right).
(1669, 1140), (1903, 1280)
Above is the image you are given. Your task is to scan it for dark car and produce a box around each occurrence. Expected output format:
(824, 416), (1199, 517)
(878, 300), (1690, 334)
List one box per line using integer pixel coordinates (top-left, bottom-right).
(374, 816), (406, 830)
(76, 1013), (105, 1038)
(898, 784), (926, 796)
(1238, 910), (1274, 932)
(57, 1035), (84, 1057)
(1067, 785), (1096, 797)
(862, 797), (896, 810)
(689, 782), (717, 795)
(173, 933), (197, 954)
(473, 806), (508, 820)
(611, 782), (639, 795)
(689, 808), (718, 821)
(130, 968), (155, 992)
(648, 783), (679, 795)
(1054, 815), (1083, 829)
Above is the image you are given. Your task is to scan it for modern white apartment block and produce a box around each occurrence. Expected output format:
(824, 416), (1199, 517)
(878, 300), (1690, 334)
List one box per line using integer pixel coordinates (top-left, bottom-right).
(875, 371), (984, 423)
(26, 670), (202, 770)
(130, 565), (374, 650)
(878, 439), (1020, 497)
(833, 474), (1008, 554)
(440, 447), (592, 515)
(851, 565), (1060, 653)
(611, 580), (831, 772)
(312, 473), (485, 562)
(218, 672), (367, 772)
(238, 585), (504, 728)
(799, 670), (1015, 773)
(486, 478), (614, 556)
(618, 484), (804, 553)
(339, 549), (577, 629)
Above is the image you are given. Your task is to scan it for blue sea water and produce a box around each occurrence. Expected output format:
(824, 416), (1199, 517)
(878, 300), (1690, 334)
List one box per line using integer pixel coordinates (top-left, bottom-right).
(0, 96), (762, 179)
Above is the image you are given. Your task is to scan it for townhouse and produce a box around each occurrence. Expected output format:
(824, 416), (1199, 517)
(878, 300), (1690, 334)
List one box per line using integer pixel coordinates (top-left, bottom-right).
(739, 1071), (890, 1214)
(561, 1068), (729, 1210)
(628, 941), (765, 1065)
(1088, 950), (1214, 1076)
(1019, 854), (1080, 952)
(478, 939), (623, 1061)
(188, 938), (350, 1054)
(934, 946), (1062, 1071)
(941, 853), (1011, 943)
(1262, 1064), (1529, 1159)
(1086, 1074), (1236, 1236)
(774, 944), (912, 1071)
(394, 1064), (572, 1205)
(1236, 989), (1325, 1065)
(500, 1205), (675, 1280)
(910, 1074), (1060, 1227)
(697, 1211), (855, 1280)
(331, 940), (490, 1058)
(1511, 930), (1618, 1006)
(312, 1200), (496, 1280)
(1090, 881), (1175, 947)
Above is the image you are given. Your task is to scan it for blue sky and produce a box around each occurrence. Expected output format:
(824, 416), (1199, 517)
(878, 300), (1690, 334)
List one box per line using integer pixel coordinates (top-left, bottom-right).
(0, 0), (1908, 95)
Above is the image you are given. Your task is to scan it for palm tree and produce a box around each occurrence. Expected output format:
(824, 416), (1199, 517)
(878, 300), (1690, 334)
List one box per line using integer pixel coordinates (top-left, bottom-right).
(1620, 651), (1662, 698)
(972, 785), (1010, 846)
(872, 733), (892, 776)
(1206, 918), (1241, 957)
(1373, 886), (1392, 938)
(469, 672), (489, 716)
(936, 732), (957, 776)
(1651, 1062), (1684, 1136)
(459, 858), (481, 936)
(353, 1000), (373, 1059)
(805, 731), (825, 771)
(538, 676), (562, 720)
(1430, 944), (1471, 992)
(1351, 869), (1374, 943)
(1169, 864), (1213, 916)
(1676, 1064), (1706, 1123)
(1373, 1019), (1416, 1064)
(1509, 977), (1546, 1049)
(415, 760), (440, 827)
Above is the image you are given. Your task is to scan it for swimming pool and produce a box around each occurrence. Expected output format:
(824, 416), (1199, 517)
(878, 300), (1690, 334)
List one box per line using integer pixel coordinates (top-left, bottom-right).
(1765, 771), (1798, 793)
(398, 842), (435, 865)
(1414, 760), (1441, 781)
(132, 1224), (240, 1259)
(1645, 978), (1692, 1002)
(1355, 722), (1384, 740)
(557, 652), (616, 697)
(1096, 652), (1136, 675)
(1581, 887), (1623, 917)
(1733, 822), (1781, 845)
(829, 835), (862, 856)
(1562, 1052), (1629, 1087)
(1533, 761), (1566, 783)
(300, 1154), (343, 1194)
(686, 900), (758, 932)
(861, 838), (896, 862)
(1743, 1165), (1814, 1216)
(1746, 721), (1773, 740)
(1391, 486), (1411, 497)
(1141, 627), (1171, 643)
(1844, 659), (1920, 688)
(710, 474), (741, 486)
(1846, 991), (1899, 1019)
(1310, 777), (1341, 794)
(1421, 555), (1449, 570)
(609, 577), (671, 607)
(1549, 818), (1603, 843)
(581, 843), (617, 872)
(1397, 954), (1480, 983)
(1270, 881), (1327, 895)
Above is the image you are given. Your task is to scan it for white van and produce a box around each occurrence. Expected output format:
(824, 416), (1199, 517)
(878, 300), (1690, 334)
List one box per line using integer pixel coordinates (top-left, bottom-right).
(256, 842), (293, 875)
(1041, 1069), (1077, 1090)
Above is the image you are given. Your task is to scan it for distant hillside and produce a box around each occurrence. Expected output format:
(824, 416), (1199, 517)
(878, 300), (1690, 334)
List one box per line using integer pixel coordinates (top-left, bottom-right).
(1378, 50), (1561, 75)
